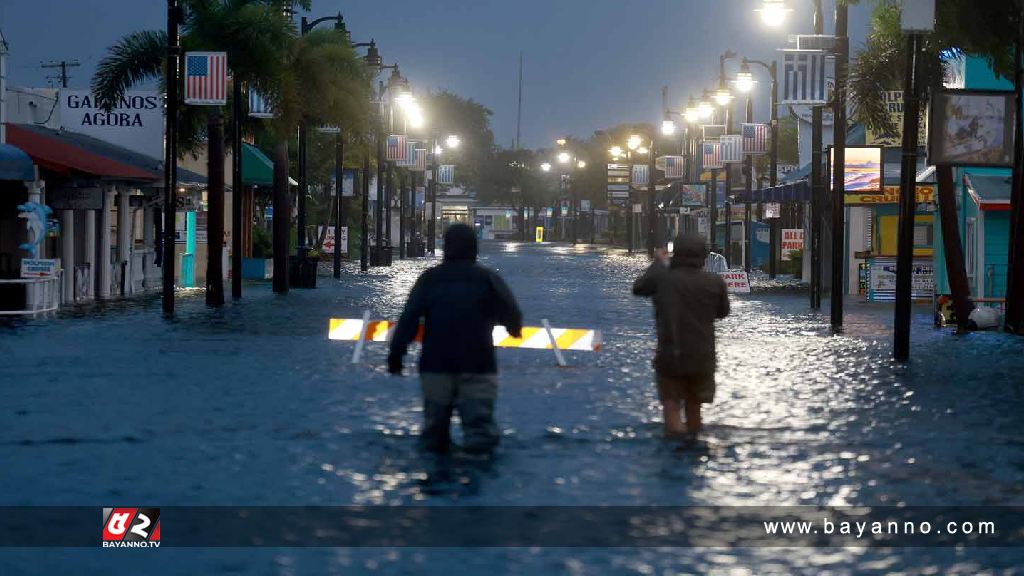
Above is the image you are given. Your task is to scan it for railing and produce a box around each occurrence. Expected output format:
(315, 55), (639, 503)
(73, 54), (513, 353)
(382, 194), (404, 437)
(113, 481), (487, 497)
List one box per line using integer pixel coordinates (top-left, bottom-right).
(0, 276), (61, 316)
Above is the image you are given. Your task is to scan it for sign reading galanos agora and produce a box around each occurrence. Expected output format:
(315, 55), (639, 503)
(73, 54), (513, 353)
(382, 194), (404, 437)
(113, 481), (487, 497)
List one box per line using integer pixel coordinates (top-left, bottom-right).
(60, 90), (163, 159)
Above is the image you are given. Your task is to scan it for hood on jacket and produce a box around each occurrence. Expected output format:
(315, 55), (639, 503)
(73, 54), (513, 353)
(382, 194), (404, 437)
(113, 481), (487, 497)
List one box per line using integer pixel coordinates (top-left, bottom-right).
(443, 223), (478, 262)
(670, 233), (708, 269)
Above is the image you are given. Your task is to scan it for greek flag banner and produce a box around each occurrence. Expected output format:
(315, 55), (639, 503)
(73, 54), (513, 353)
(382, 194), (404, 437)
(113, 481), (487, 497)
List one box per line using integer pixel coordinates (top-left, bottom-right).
(248, 87), (274, 118)
(438, 164), (455, 185)
(631, 164), (649, 187)
(781, 49), (832, 105)
(720, 135), (744, 163)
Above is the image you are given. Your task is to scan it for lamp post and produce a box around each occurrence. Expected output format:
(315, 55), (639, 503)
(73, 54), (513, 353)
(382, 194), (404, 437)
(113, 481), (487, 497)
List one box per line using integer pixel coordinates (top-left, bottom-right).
(741, 57), (780, 277)
(162, 0), (182, 315)
(297, 13), (346, 264)
(718, 52), (737, 263)
(427, 133), (460, 255)
(358, 40), (382, 273)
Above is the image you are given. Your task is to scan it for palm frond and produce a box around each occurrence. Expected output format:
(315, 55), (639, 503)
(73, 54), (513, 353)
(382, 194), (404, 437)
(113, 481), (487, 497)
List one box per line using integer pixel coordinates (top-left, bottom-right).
(91, 30), (166, 111)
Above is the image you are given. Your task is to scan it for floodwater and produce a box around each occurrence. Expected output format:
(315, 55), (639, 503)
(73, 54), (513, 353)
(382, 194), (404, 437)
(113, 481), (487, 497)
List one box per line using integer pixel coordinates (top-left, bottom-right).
(2, 242), (1023, 574)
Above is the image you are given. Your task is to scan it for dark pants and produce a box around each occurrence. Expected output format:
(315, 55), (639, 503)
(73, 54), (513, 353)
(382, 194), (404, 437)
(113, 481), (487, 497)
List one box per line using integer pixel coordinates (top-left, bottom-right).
(420, 372), (499, 454)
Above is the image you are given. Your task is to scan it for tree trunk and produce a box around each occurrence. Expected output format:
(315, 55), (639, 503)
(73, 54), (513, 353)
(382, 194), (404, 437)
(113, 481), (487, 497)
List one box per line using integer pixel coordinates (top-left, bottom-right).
(206, 110), (226, 307)
(272, 139), (290, 294)
(937, 165), (974, 332)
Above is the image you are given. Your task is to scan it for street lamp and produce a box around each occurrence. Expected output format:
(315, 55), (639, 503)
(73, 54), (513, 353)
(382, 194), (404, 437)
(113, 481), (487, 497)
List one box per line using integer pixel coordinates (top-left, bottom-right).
(627, 134), (643, 151)
(735, 63), (757, 93)
(540, 162), (551, 172)
(661, 119), (677, 136)
(714, 86), (733, 106)
(577, 160), (586, 169)
(684, 97), (701, 124)
(609, 145), (624, 157)
(446, 134), (461, 149)
(557, 151), (572, 164)
(697, 94), (714, 120)
(757, 0), (792, 27)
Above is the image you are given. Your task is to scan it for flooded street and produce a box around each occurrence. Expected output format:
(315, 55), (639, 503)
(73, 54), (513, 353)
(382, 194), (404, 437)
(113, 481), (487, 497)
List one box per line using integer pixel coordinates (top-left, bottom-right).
(3, 242), (1024, 574)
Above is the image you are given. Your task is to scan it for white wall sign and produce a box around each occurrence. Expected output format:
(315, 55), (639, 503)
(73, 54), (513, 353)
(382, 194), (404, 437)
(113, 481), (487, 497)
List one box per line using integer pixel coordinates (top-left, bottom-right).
(60, 89), (163, 159)
(20, 258), (57, 278)
(719, 270), (751, 293)
(781, 228), (805, 261)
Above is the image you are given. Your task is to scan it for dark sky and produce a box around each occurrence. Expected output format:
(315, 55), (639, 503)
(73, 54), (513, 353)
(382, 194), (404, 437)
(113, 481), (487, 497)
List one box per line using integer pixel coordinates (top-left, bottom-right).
(1, 0), (871, 149)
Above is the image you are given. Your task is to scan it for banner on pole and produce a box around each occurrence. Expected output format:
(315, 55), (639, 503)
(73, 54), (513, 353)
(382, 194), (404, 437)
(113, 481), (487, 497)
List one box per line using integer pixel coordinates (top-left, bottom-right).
(437, 164), (455, 185)
(741, 123), (770, 155)
(184, 52), (228, 105)
(702, 125), (726, 140)
(703, 142), (723, 169)
(781, 50), (832, 105)
(386, 135), (409, 162)
(631, 164), (649, 187)
(720, 135), (743, 163)
(656, 156), (685, 179)
(248, 87), (274, 118)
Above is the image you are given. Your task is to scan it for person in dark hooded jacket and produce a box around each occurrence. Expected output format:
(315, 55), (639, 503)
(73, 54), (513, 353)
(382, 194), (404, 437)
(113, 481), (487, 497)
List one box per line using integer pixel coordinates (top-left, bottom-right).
(389, 224), (523, 454)
(632, 233), (730, 437)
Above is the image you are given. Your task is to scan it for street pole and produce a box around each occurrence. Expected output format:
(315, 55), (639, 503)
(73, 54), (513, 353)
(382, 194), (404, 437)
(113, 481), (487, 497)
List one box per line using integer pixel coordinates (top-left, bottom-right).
(296, 121), (307, 258)
(709, 167), (718, 248)
(385, 162), (393, 256)
(375, 100), (385, 262)
(769, 60), (779, 278)
(571, 170), (578, 245)
(647, 136), (657, 256)
(162, 0), (180, 316)
(231, 76), (242, 298)
(399, 169), (406, 258)
(333, 130), (344, 278)
(894, 33), (922, 360)
(744, 95), (753, 273)
(810, 0), (824, 310)
(627, 150), (634, 253)
(830, 2), (849, 329)
(360, 151), (369, 272)
(428, 138), (437, 255)
(1006, 5), (1024, 333)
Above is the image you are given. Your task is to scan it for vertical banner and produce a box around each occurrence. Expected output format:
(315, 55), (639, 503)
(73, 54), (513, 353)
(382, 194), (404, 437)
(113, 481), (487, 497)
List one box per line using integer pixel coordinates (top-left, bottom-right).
(631, 164), (649, 187)
(703, 142), (723, 169)
(386, 135), (409, 162)
(656, 156), (685, 179)
(437, 165), (455, 185)
(781, 50), (831, 105)
(720, 135), (744, 163)
(184, 52), (228, 105)
(741, 123), (770, 155)
(413, 148), (427, 172)
(248, 87), (274, 118)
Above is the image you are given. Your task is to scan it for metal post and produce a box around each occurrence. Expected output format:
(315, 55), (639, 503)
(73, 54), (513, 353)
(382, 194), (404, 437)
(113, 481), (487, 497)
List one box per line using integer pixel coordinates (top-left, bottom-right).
(769, 60), (779, 278)
(333, 130), (344, 278)
(399, 169), (406, 258)
(232, 77), (243, 298)
(297, 122), (307, 256)
(1006, 5), (1024, 333)
(360, 152), (369, 272)
(162, 0), (180, 315)
(894, 33), (921, 360)
(627, 153), (634, 253)
(830, 2), (849, 329)
(428, 137), (438, 254)
(571, 171), (578, 245)
(385, 162), (393, 256)
(375, 117), (385, 260)
(709, 168), (718, 247)
(810, 0), (824, 310)
(744, 95), (753, 273)
(647, 137), (657, 256)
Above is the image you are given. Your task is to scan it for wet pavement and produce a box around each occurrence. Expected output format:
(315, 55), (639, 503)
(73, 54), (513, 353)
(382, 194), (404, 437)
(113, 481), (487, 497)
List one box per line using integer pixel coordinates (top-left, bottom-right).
(2, 242), (1024, 574)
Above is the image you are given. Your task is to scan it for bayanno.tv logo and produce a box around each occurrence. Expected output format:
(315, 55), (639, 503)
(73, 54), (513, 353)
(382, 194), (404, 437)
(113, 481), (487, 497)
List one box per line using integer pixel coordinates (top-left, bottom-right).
(101, 508), (161, 548)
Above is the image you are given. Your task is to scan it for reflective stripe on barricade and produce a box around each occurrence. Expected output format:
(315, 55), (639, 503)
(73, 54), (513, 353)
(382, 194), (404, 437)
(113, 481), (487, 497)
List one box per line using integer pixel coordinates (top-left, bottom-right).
(328, 318), (601, 352)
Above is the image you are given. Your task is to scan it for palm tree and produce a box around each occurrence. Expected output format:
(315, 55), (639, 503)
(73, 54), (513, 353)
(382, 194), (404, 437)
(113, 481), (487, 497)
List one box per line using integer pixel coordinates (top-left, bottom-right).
(93, 0), (296, 305)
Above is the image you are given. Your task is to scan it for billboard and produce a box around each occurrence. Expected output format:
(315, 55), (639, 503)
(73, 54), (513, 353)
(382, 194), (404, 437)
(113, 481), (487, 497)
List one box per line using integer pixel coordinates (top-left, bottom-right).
(928, 89), (1016, 167)
(60, 90), (163, 159)
(830, 146), (882, 193)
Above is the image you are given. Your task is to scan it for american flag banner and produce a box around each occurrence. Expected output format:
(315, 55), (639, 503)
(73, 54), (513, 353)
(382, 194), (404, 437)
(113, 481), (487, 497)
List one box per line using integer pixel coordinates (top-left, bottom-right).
(437, 164), (455, 185)
(720, 135), (743, 163)
(742, 123), (770, 155)
(631, 164), (649, 187)
(656, 156), (685, 179)
(386, 135), (409, 162)
(413, 148), (427, 172)
(781, 49), (831, 105)
(703, 142), (723, 169)
(248, 87), (274, 118)
(184, 52), (228, 106)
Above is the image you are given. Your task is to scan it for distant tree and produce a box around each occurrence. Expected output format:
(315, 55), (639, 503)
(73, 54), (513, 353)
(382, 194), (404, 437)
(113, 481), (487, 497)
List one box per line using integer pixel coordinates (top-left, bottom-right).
(420, 91), (495, 194)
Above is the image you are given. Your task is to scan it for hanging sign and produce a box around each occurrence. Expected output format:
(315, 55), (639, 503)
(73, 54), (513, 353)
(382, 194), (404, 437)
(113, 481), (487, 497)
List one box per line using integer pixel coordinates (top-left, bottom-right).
(183, 52), (228, 106)
(720, 135), (743, 163)
(781, 50), (832, 105)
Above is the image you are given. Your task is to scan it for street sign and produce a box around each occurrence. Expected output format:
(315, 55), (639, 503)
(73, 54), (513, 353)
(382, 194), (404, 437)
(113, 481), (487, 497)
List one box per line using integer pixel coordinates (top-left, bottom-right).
(763, 202), (781, 219)
(719, 270), (751, 293)
(781, 228), (804, 261)
(902, 0), (935, 32)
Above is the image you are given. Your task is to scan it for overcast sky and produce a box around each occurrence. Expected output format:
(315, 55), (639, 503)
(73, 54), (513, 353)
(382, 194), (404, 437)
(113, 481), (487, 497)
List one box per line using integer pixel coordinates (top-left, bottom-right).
(0, 0), (871, 148)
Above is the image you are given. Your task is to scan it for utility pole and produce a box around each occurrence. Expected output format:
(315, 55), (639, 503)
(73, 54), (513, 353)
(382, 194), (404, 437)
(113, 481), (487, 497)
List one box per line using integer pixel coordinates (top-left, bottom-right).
(41, 59), (79, 88)
(830, 2), (849, 329)
(162, 1), (181, 316)
(810, 0), (825, 310)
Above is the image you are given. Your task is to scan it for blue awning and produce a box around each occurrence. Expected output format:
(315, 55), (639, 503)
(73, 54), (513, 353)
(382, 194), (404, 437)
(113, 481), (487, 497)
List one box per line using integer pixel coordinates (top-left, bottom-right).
(732, 180), (811, 203)
(0, 143), (35, 181)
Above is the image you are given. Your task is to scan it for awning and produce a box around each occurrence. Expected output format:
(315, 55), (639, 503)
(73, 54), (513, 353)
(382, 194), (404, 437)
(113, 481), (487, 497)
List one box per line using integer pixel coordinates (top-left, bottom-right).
(0, 143), (35, 181)
(732, 180), (811, 203)
(8, 124), (158, 180)
(964, 172), (1011, 211)
(242, 143), (297, 187)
